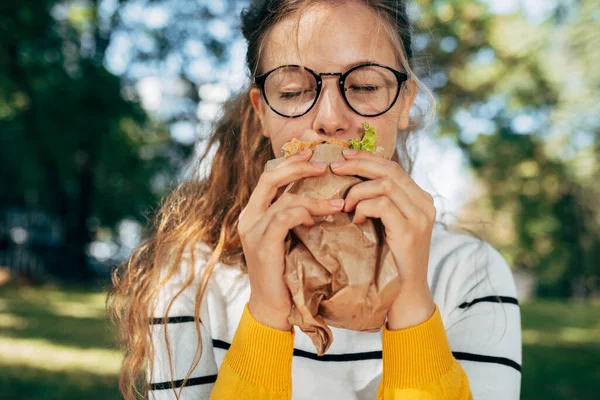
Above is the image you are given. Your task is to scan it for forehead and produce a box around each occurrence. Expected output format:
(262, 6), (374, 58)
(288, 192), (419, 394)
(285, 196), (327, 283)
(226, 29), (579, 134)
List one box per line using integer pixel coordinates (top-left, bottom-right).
(261, 2), (400, 73)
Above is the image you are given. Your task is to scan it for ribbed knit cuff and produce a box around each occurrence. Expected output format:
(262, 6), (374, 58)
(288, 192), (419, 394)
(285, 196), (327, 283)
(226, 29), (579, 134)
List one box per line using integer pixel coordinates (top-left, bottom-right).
(381, 305), (454, 389)
(224, 303), (295, 392)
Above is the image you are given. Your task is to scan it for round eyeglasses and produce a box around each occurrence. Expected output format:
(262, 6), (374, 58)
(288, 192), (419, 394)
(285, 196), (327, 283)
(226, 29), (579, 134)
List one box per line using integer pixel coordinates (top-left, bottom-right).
(253, 63), (409, 118)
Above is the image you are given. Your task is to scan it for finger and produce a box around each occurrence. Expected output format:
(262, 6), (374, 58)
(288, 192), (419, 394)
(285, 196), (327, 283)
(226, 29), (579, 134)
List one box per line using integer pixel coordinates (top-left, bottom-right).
(269, 193), (345, 217)
(344, 179), (421, 220)
(352, 197), (408, 239)
(272, 149), (315, 199)
(334, 156), (433, 209)
(243, 155), (328, 225)
(260, 207), (318, 249)
(331, 157), (397, 181)
(239, 150), (315, 232)
(341, 148), (389, 166)
(336, 151), (417, 187)
(279, 148), (313, 165)
(253, 194), (345, 237)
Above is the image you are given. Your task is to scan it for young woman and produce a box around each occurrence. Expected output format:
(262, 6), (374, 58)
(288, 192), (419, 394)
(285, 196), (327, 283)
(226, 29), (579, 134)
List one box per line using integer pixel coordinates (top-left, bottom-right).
(109, 1), (522, 399)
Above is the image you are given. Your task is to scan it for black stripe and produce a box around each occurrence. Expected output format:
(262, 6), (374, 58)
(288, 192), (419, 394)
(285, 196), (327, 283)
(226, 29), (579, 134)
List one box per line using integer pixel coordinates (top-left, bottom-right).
(213, 339), (520, 373)
(150, 374), (217, 390)
(150, 316), (198, 324)
(214, 339), (382, 362)
(293, 348), (382, 362)
(147, 352), (520, 390)
(453, 351), (522, 372)
(212, 339), (231, 350)
(458, 296), (519, 309)
(157, 322), (522, 373)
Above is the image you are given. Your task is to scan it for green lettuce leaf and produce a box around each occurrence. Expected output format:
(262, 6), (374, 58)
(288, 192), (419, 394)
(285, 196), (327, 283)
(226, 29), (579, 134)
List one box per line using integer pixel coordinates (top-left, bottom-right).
(349, 122), (379, 152)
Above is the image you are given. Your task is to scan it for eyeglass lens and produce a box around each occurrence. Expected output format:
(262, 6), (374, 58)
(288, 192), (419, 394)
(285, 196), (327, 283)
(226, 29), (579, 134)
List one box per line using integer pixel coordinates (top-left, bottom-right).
(263, 65), (399, 117)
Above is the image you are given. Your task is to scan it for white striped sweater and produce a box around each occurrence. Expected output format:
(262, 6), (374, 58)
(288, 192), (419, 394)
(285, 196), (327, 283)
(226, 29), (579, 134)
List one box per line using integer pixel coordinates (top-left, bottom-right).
(148, 224), (522, 399)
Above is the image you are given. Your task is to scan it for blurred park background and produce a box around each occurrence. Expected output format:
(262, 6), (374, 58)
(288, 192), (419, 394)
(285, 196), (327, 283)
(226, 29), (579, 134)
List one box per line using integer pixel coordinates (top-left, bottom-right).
(0, 0), (599, 399)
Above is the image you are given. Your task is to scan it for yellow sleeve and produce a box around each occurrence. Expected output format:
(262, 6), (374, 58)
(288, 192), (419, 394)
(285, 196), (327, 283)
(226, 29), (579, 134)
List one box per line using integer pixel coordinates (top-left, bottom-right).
(210, 304), (294, 400)
(378, 306), (473, 400)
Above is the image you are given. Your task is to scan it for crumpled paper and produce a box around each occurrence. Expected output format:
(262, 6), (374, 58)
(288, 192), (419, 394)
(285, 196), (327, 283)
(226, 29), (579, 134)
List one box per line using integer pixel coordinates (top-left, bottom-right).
(264, 144), (401, 355)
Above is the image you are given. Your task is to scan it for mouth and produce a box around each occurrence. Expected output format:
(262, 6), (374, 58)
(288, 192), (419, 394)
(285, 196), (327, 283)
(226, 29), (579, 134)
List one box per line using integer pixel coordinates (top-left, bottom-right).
(298, 128), (364, 144)
(282, 123), (378, 157)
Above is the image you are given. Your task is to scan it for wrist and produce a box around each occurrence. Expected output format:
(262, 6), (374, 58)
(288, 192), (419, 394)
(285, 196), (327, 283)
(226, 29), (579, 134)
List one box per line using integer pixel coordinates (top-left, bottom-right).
(248, 296), (293, 331)
(387, 284), (435, 330)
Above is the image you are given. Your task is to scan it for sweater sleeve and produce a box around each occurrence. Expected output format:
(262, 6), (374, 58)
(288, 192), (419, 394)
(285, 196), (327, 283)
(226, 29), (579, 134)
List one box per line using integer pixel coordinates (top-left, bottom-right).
(210, 304), (294, 400)
(378, 305), (473, 399)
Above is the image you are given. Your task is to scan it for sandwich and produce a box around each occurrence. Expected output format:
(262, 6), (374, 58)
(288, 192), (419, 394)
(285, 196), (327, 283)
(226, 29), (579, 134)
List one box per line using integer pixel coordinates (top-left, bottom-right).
(282, 122), (380, 156)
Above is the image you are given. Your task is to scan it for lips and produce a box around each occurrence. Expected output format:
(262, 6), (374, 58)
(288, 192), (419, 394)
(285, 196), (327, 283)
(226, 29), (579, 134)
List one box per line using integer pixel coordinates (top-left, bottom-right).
(296, 129), (363, 144)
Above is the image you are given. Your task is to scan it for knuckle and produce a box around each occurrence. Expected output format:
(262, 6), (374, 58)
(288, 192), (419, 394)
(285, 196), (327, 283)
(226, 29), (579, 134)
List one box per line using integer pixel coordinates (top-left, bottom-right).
(355, 200), (365, 212)
(237, 221), (246, 236)
(405, 232), (417, 246)
(259, 171), (274, 186)
(240, 226), (256, 246)
(380, 178), (394, 194)
(354, 201), (370, 217)
(416, 213), (429, 227)
(254, 249), (269, 264)
(427, 204), (437, 220)
(425, 192), (435, 204)
(273, 210), (290, 224)
(377, 197), (391, 209)
(299, 195), (319, 210)
(391, 162), (404, 175)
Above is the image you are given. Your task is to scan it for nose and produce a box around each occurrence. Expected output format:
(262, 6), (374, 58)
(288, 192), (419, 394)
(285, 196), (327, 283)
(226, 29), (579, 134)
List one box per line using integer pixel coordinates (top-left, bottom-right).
(311, 78), (350, 137)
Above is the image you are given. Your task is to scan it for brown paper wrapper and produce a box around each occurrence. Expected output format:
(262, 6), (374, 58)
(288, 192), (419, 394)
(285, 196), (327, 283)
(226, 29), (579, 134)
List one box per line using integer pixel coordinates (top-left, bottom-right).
(264, 144), (401, 355)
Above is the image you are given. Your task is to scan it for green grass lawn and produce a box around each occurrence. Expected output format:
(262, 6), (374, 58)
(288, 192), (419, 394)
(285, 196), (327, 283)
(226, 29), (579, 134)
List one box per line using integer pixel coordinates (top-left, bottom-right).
(0, 285), (121, 400)
(0, 286), (599, 400)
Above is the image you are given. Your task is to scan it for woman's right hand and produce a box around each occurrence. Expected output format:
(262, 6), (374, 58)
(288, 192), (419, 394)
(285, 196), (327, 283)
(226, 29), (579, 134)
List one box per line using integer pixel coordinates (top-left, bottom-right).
(237, 148), (345, 331)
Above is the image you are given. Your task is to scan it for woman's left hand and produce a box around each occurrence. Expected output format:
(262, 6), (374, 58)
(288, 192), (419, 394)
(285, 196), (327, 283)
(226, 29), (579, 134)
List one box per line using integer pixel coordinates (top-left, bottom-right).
(331, 148), (437, 330)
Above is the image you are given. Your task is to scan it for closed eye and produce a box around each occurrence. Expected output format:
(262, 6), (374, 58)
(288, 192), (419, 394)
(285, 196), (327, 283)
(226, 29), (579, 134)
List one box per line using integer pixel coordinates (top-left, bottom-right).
(349, 85), (378, 92)
(279, 89), (314, 99)
(280, 91), (301, 99)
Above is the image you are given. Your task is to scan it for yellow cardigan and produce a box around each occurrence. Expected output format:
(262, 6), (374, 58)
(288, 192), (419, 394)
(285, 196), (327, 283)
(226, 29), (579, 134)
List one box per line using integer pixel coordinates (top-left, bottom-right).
(210, 304), (472, 399)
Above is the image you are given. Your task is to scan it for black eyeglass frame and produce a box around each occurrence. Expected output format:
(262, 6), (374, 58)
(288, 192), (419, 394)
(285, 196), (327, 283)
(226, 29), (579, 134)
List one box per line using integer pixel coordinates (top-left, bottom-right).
(253, 62), (409, 118)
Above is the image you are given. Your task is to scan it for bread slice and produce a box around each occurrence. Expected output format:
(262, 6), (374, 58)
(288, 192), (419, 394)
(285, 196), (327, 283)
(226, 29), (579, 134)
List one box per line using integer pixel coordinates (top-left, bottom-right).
(282, 137), (350, 157)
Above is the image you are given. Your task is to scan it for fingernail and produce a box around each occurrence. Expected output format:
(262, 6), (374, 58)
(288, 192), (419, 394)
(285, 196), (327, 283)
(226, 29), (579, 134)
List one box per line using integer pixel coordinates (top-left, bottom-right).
(343, 149), (358, 156)
(331, 161), (345, 169)
(329, 199), (344, 207)
(311, 161), (327, 168)
(298, 149), (311, 156)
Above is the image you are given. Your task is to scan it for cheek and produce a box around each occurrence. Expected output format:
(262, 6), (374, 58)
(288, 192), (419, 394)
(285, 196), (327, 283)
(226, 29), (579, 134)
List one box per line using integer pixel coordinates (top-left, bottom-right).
(264, 117), (306, 157)
(380, 134), (398, 160)
(368, 116), (399, 159)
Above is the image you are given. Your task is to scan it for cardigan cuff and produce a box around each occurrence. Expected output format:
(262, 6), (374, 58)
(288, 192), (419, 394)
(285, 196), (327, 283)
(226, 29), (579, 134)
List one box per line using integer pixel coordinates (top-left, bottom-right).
(224, 303), (295, 392)
(381, 305), (455, 388)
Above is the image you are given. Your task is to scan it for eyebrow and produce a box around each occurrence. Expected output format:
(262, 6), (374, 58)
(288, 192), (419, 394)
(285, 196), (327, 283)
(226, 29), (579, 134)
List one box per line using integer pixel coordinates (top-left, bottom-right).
(343, 59), (378, 70)
(312, 59), (381, 72)
(279, 59), (381, 71)
(259, 59), (399, 76)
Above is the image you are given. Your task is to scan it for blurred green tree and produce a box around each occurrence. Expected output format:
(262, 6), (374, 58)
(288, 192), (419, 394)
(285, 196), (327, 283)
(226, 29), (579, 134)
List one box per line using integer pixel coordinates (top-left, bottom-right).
(0, 0), (172, 281)
(409, 0), (599, 297)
